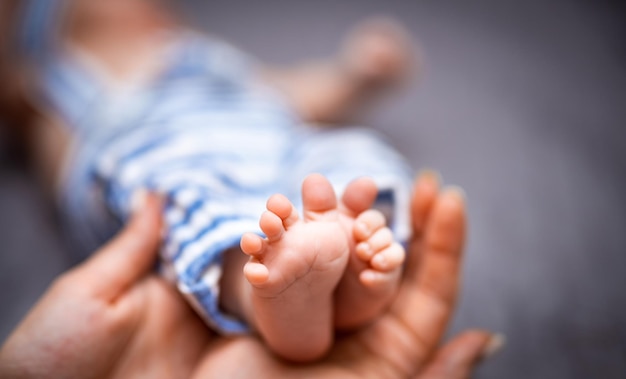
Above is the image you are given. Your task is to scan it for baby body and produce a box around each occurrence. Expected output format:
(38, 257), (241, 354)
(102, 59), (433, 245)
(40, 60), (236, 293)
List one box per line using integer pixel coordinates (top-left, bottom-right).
(20, 0), (414, 363)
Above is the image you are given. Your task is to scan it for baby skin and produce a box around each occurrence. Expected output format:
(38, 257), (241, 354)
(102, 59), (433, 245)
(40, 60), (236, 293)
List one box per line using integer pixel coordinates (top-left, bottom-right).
(239, 174), (405, 362)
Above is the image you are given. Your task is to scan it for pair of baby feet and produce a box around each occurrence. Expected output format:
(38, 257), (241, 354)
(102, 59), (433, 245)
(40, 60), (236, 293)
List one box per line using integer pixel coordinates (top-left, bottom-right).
(240, 174), (405, 361)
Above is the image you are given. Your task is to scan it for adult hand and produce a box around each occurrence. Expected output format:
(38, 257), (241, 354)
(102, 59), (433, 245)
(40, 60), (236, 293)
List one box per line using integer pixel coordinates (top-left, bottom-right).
(192, 172), (502, 378)
(0, 173), (500, 379)
(0, 193), (212, 379)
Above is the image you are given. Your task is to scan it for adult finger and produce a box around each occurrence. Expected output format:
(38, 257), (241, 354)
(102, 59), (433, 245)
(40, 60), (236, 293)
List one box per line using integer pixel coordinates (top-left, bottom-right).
(417, 330), (504, 379)
(70, 191), (164, 302)
(410, 170), (440, 237)
(404, 170), (441, 280)
(392, 187), (467, 361)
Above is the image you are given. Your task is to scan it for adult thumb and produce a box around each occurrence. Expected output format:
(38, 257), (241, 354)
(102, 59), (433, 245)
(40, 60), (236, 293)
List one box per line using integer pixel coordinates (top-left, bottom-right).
(72, 191), (164, 302)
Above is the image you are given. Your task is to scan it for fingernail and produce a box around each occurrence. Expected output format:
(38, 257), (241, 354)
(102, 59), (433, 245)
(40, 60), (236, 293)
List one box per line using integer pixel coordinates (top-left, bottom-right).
(418, 169), (442, 184)
(481, 333), (505, 359)
(446, 185), (467, 200)
(131, 188), (148, 214)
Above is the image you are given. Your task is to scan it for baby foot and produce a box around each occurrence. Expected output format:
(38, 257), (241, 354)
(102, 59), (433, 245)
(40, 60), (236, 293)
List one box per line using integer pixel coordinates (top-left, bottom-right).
(240, 174), (349, 362)
(334, 177), (406, 330)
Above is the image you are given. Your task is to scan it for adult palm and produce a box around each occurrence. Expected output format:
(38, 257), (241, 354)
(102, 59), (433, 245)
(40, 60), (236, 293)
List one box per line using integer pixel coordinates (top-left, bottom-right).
(0, 194), (211, 379)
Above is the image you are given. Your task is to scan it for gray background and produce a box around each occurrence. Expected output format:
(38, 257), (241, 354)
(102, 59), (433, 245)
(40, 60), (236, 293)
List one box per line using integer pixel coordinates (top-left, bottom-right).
(1, 0), (625, 377)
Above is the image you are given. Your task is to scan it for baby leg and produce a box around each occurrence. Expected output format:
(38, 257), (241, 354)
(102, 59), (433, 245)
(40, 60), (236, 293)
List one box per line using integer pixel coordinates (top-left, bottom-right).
(240, 174), (350, 362)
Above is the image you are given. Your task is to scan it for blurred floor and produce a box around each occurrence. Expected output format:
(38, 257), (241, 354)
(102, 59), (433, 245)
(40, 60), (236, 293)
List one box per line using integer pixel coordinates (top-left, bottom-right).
(1, 0), (625, 377)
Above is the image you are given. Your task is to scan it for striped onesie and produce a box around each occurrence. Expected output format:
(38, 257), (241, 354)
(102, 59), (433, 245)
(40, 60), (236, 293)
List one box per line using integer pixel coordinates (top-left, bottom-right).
(19, 0), (413, 333)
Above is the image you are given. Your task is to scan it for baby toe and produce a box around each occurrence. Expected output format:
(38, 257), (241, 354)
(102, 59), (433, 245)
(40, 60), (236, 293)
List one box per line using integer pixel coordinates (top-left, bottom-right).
(301, 174), (338, 217)
(266, 193), (299, 228)
(370, 242), (405, 272)
(244, 260), (270, 285)
(354, 226), (393, 263)
(363, 226), (394, 252)
(240, 232), (265, 256)
(259, 210), (285, 241)
(341, 177), (378, 216)
(354, 209), (386, 241)
(359, 268), (401, 289)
